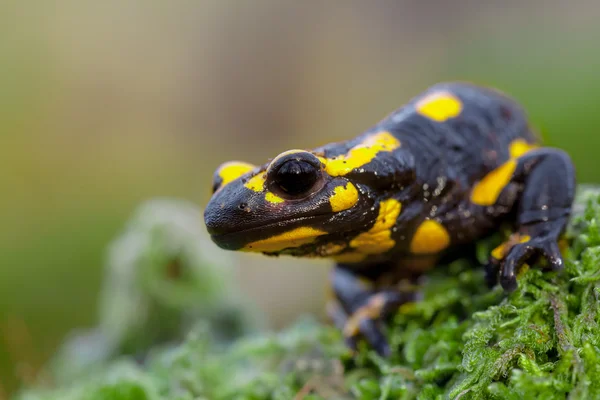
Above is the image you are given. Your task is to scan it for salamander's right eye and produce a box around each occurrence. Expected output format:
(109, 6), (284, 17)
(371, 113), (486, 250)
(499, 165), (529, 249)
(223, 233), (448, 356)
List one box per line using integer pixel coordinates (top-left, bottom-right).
(212, 161), (256, 193)
(274, 159), (319, 196)
(266, 151), (325, 199)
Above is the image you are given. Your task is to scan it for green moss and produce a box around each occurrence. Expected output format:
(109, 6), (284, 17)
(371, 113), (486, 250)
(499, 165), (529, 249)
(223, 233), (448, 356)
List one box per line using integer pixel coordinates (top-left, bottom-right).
(14, 188), (600, 399)
(45, 199), (263, 385)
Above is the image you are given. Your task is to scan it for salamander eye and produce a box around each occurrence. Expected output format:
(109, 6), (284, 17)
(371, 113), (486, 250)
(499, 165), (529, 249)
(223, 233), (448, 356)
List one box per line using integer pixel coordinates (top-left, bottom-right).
(267, 151), (324, 199)
(274, 160), (319, 195)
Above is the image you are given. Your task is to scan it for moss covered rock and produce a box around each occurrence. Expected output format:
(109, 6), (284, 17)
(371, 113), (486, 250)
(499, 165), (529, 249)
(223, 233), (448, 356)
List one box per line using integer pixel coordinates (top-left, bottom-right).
(15, 187), (600, 400)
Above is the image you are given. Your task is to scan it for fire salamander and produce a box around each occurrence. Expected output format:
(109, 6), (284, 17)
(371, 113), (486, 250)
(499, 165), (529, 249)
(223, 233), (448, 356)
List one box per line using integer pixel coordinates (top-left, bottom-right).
(204, 82), (576, 356)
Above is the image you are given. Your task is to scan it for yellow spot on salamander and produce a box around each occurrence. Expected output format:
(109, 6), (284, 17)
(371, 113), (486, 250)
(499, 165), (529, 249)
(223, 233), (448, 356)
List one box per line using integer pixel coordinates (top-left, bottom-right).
(244, 174), (266, 192)
(410, 220), (450, 254)
(509, 138), (539, 158)
(265, 191), (285, 204)
(329, 182), (359, 212)
(416, 91), (463, 122)
(470, 159), (517, 206)
(215, 161), (256, 190)
(470, 139), (537, 207)
(491, 234), (531, 260)
(243, 226), (327, 252)
(349, 198), (401, 254)
(319, 131), (400, 176)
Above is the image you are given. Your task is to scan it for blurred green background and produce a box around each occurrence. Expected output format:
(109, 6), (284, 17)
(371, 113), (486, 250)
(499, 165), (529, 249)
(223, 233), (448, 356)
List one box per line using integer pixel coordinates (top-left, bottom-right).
(2, 1), (600, 396)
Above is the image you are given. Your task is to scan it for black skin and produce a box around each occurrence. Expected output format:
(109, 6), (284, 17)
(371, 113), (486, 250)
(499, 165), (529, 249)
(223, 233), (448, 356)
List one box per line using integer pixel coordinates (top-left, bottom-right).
(204, 82), (576, 357)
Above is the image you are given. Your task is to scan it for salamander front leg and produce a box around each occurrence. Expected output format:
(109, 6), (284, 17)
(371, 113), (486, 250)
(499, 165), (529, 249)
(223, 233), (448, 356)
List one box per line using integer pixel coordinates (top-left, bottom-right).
(485, 148), (575, 291)
(329, 265), (416, 357)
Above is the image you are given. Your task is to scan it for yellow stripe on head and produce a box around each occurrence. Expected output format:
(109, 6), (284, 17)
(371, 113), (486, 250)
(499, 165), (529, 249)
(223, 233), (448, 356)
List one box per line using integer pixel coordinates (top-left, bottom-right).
(319, 131), (400, 177)
(244, 174), (285, 203)
(215, 161), (256, 190)
(244, 173), (266, 192)
(243, 226), (327, 252)
(265, 192), (284, 204)
(416, 91), (463, 122)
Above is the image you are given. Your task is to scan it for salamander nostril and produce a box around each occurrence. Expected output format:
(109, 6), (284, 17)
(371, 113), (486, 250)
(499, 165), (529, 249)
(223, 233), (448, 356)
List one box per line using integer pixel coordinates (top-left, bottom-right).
(238, 202), (247, 210)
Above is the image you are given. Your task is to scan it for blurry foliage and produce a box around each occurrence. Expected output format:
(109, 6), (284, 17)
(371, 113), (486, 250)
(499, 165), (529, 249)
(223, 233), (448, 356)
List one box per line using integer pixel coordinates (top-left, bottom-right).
(45, 199), (262, 385)
(12, 187), (600, 399)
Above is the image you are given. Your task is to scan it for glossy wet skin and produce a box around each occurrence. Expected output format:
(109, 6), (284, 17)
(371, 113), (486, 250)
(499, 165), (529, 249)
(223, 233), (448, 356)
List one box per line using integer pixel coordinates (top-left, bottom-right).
(204, 131), (416, 259)
(204, 84), (544, 264)
(203, 82), (576, 357)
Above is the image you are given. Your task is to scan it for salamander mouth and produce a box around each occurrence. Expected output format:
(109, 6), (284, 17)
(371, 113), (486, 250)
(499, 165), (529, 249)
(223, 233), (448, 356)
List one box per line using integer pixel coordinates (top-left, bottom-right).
(208, 214), (328, 251)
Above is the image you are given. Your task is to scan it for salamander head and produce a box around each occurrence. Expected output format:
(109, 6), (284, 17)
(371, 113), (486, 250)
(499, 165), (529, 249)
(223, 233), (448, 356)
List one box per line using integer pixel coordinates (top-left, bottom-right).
(204, 132), (415, 260)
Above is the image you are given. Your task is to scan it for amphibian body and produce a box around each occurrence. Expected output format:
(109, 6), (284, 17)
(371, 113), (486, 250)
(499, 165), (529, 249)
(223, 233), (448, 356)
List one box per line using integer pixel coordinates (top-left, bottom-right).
(204, 82), (576, 356)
